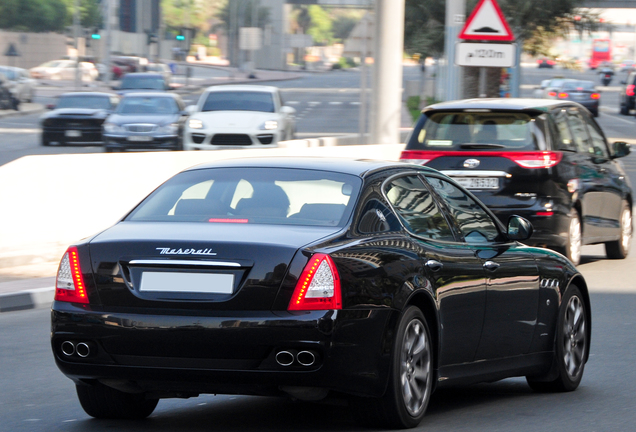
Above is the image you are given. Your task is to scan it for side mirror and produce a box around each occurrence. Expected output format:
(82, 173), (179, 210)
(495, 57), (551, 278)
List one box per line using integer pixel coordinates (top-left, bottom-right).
(280, 106), (296, 115)
(185, 105), (197, 114)
(507, 215), (533, 241)
(613, 141), (631, 158)
(46, 103), (55, 110)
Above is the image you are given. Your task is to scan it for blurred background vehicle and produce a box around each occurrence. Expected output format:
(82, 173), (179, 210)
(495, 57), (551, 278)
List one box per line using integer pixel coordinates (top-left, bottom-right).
(0, 66), (36, 103)
(0, 73), (19, 110)
(103, 92), (188, 152)
(399, 98), (632, 265)
(589, 39), (611, 70)
(144, 63), (172, 82)
(113, 72), (172, 95)
(40, 92), (119, 146)
(619, 71), (636, 115)
(619, 60), (636, 73)
(552, 79), (600, 117)
(537, 58), (555, 68)
(30, 59), (98, 81)
(599, 66), (614, 86)
(533, 77), (565, 98)
(184, 85), (296, 150)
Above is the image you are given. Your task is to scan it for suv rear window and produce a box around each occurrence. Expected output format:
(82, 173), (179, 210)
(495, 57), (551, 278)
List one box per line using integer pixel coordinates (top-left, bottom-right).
(406, 111), (550, 151)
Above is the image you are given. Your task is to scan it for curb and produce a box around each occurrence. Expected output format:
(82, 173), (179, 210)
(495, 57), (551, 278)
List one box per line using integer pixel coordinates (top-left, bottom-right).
(0, 287), (54, 312)
(0, 105), (46, 119)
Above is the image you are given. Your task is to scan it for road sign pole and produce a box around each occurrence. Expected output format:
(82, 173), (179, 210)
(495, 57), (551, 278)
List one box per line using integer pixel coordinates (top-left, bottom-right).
(445, 0), (465, 101)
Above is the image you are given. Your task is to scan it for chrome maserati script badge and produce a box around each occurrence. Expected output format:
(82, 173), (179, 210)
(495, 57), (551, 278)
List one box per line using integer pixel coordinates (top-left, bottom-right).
(463, 159), (480, 168)
(156, 247), (217, 256)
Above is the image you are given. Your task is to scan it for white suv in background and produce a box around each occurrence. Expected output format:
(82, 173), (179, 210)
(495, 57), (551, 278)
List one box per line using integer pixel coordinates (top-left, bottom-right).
(184, 85), (296, 150)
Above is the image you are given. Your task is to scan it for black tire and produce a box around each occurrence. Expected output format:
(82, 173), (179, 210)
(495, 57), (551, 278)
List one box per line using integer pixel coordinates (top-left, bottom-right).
(76, 382), (158, 419)
(527, 286), (588, 392)
(592, 109), (599, 117)
(354, 306), (433, 429)
(605, 200), (632, 259)
(620, 105), (628, 115)
(41, 134), (50, 147)
(563, 210), (582, 266)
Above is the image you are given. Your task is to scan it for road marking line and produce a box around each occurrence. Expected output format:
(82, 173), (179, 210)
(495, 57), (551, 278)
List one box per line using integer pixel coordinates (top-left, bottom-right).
(329, 102), (343, 105)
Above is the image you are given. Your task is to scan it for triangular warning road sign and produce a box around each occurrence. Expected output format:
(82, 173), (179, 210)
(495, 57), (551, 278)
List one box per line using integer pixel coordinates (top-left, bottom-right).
(4, 43), (20, 57)
(458, 0), (514, 41)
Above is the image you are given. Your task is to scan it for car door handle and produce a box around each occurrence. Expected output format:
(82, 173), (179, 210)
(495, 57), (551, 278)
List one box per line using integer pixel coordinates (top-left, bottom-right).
(483, 261), (500, 271)
(425, 260), (443, 272)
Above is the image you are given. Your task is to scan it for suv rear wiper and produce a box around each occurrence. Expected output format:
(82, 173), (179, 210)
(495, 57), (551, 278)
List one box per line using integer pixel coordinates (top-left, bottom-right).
(460, 143), (506, 149)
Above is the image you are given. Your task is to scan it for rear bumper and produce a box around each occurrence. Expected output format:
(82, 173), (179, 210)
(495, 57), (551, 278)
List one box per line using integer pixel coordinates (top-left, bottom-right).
(51, 301), (395, 398)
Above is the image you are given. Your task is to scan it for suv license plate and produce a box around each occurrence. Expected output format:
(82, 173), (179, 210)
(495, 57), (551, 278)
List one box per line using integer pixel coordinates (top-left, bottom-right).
(454, 177), (499, 189)
(65, 130), (81, 137)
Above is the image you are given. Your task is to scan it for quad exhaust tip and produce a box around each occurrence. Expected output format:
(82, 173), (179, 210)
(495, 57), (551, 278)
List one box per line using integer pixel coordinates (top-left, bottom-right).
(76, 342), (91, 358)
(61, 341), (75, 356)
(275, 350), (317, 367)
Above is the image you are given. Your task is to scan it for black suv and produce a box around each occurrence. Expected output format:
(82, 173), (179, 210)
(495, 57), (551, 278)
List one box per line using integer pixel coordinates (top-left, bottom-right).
(619, 71), (636, 115)
(400, 98), (633, 265)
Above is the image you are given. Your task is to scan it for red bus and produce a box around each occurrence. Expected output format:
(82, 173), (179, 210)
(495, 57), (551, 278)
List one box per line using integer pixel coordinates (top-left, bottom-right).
(590, 38), (611, 69)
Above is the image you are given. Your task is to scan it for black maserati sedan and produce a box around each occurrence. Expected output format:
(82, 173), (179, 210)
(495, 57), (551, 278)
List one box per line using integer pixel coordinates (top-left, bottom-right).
(103, 92), (187, 152)
(40, 92), (118, 146)
(401, 98), (633, 266)
(51, 158), (590, 429)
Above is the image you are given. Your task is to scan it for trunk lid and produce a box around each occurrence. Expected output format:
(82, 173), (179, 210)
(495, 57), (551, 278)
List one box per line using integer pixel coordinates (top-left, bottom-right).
(88, 221), (340, 311)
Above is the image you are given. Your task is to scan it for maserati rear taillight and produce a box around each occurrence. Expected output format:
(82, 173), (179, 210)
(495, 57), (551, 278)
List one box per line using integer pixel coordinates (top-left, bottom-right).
(54, 247), (89, 304)
(288, 253), (341, 311)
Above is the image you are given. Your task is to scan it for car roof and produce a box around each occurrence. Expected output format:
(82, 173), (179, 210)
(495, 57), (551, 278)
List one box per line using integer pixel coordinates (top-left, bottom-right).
(422, 98), (570, 113)
(60, 92), (114, 98)
(122, 72), (165, 78)
(120, 92), (180, 99)
(203, 85), (279, 93)
(185, 157), (440, 178)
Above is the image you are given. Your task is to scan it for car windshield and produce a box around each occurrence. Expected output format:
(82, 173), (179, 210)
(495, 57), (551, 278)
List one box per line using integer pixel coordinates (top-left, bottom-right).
(117, 96), (178, 115)
(549, 79), (565, 87)
(562, 80), (595, 91)
(56, 95), (112, 110)
(126, 167), (362, 227)
(120, 76), (165, 90)
(0, 68), (17, 80)
(201, 91), (275, 113)
(408, 111), (549, 151)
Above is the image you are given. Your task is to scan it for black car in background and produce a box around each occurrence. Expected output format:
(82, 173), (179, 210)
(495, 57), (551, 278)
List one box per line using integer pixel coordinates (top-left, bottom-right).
(40, 92), (118, 146)
(114, 72), (171, 95)
(619, 70), (636, 115)
(51, 158), (590, 429)
(551, 79), (600, 117)
(401, 98), (633, 265)
(0, 72), (19, 110)
(103, 92), (187, 152)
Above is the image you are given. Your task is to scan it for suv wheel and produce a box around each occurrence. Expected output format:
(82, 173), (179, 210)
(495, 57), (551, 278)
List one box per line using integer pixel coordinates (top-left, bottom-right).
(564, 211), (582, 266)
(620, 104), (629, 115)
(605, 201), (632, 259)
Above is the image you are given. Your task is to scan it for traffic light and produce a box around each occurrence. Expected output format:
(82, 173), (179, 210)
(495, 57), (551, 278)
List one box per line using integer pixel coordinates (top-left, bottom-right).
(176, 34), (185, 41)
(147, 33), (158, 45)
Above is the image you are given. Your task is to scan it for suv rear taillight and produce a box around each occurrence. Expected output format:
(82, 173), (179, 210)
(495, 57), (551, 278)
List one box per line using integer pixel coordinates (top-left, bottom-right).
(54, 247), (89, 304)
(506, 151), (563, 169)
(400, 150), (562, 169)
(288, 253), (341, 311)
(627, 84), (635, 97)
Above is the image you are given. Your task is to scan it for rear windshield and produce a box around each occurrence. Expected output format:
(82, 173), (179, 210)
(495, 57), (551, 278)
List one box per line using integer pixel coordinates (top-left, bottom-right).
(406, 111), (550, 151)
(126, 167), (362, 227)
(562, 80), (595, 91)
(57, 95), (112, 110)
(202, 91), (275, 113)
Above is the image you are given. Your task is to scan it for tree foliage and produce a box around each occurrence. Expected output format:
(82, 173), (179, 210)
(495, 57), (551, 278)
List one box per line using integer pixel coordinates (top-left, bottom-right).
(0, 0), (69, 32)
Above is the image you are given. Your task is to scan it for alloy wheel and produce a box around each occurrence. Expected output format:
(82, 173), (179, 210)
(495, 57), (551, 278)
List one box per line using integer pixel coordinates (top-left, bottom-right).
(562, 295), (586, 379)
(400, 319), (431, 416)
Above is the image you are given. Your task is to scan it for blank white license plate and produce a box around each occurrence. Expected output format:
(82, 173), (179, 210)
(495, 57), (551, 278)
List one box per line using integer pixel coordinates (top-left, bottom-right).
(140, 272), (234, 294)
(65, 130), (81, 137)
(128, 135), (152, 142)
(454, 177), (499, 189)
